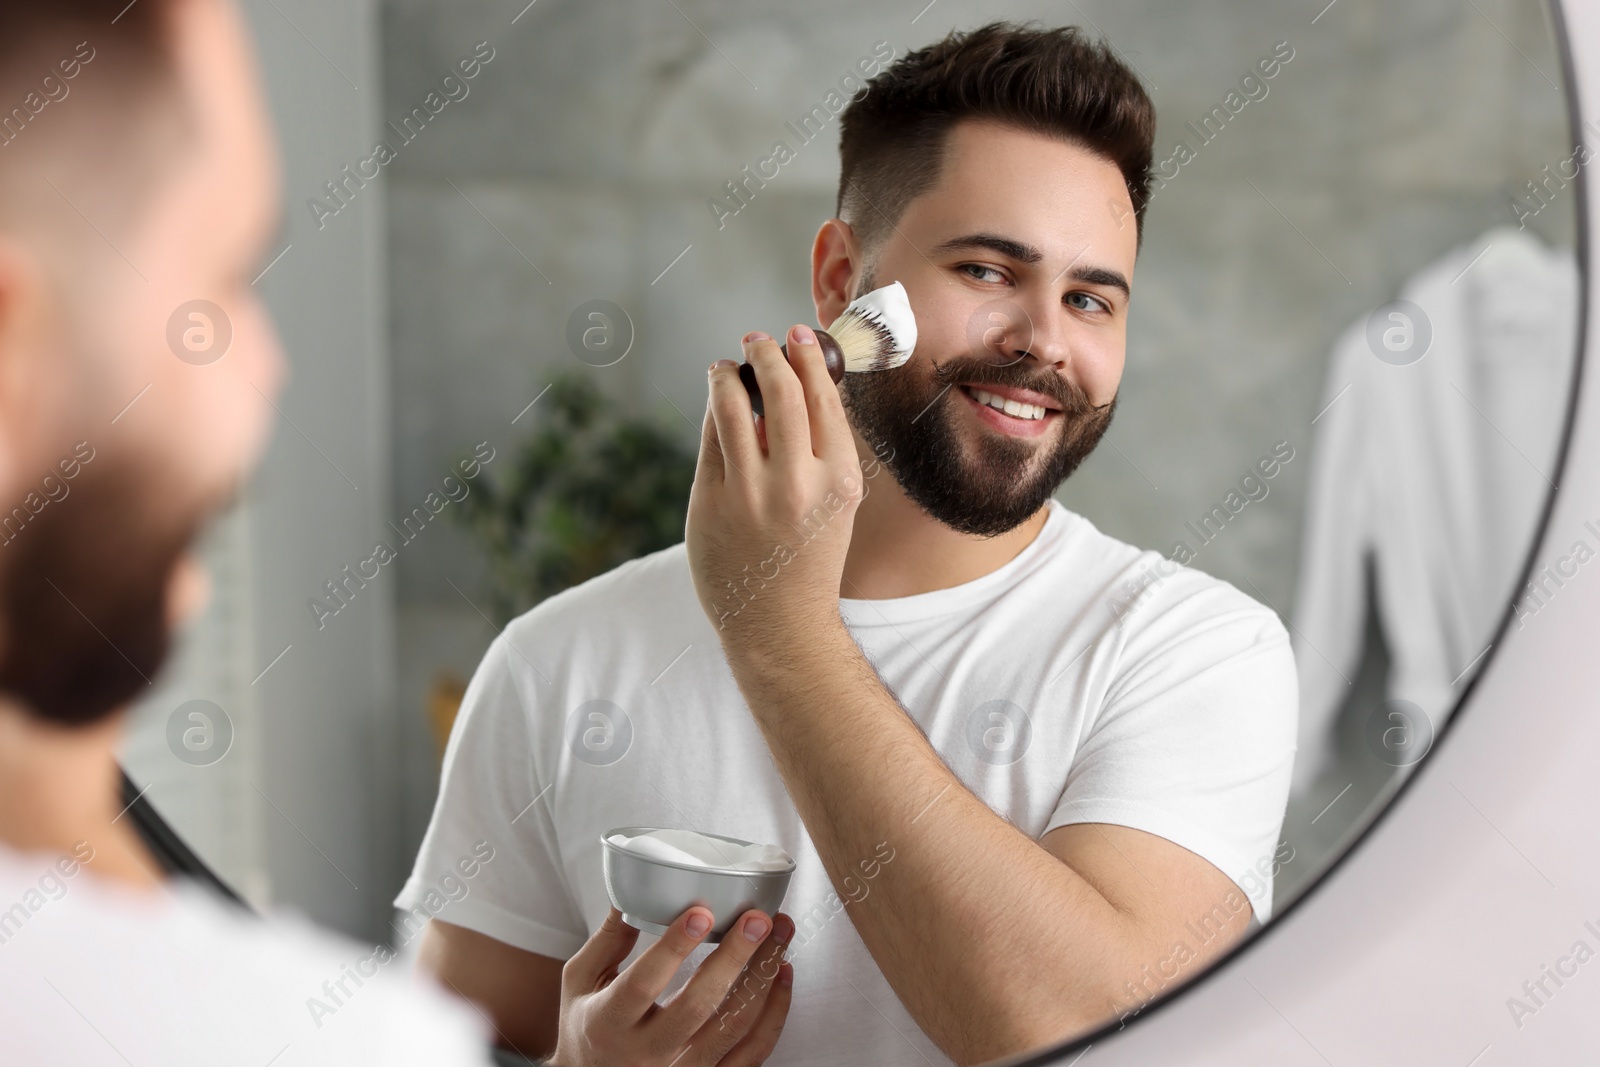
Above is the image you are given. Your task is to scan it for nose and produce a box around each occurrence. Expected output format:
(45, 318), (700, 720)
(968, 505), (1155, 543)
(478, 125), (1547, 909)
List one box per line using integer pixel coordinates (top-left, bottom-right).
(989, 289), (1071, 373)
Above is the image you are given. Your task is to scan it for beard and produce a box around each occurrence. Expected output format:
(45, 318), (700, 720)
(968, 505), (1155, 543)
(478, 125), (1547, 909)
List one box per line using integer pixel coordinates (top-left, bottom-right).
(0, 441), (216, 727)
(838, 274), (1118, 538)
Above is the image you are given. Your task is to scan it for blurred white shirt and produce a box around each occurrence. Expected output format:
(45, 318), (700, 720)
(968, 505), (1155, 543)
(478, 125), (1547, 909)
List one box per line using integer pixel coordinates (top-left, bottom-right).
(0, 840), (493, 1067)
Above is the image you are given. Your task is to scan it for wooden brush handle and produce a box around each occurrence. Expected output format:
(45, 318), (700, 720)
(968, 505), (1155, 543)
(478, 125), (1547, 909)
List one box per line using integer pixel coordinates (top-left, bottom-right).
(739, 329), (844, 418)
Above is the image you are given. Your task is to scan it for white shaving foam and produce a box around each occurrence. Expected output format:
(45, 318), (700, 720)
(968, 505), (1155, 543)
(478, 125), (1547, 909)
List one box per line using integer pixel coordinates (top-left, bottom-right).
(837, 279), (918, 363)
(606, 828), (792, 873)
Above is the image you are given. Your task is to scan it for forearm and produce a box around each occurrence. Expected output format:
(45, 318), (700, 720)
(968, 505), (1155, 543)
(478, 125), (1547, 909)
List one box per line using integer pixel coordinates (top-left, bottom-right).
(725, 621), (1149, 1062)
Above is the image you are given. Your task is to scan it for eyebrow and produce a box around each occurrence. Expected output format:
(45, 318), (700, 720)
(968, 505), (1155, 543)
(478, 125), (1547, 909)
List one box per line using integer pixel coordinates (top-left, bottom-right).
(926, 232), (1130, 298)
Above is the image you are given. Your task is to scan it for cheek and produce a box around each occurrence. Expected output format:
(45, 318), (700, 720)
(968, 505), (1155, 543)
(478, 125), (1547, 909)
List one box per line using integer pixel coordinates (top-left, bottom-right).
(961, 299), (1033, 358)
(1073, 332), (1125, 407)
(911, 297), (969, 358)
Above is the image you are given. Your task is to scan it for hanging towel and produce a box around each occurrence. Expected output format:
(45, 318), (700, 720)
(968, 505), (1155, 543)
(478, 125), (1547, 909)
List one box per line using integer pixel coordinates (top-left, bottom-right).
(1288, 225), (1578, 794)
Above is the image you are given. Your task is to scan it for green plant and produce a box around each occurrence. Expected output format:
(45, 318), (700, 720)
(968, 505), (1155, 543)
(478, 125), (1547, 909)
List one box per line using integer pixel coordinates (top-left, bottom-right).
(450, 372), (698, 624)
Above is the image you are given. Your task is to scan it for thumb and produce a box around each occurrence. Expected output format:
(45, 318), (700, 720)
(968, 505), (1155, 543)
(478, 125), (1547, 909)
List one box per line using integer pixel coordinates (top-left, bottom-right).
(564, 907), (640, 993)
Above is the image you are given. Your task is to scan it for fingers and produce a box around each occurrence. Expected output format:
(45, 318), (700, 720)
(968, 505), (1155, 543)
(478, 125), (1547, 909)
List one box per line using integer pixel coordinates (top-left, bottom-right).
(648, 909), (781, 1051)
(562, 906), (640, 996)
(710, 927), (796, 1067)
(695, 388), (726, 487)
(782, 324), (854, 467)
(680, 912), (794, 1064)
(708, 359), (761, 483)
(743, 332), (810, 465)
(598, 905), (717, 1026)
(717, 959), (793, 1067)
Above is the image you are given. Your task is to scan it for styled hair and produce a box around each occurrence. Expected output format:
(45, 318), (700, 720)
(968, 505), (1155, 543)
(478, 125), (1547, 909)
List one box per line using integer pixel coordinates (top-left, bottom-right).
(836, 21), (1156, 266)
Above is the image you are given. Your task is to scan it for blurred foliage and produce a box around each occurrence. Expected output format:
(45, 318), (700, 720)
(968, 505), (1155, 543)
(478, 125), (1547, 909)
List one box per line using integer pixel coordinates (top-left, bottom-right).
(450, 372), (698, 624)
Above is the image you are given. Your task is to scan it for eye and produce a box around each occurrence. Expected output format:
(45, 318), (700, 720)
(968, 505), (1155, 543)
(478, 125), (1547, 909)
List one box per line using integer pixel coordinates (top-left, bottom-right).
(1066, 291), (1111, 313)
(958, 263), (1008, 284)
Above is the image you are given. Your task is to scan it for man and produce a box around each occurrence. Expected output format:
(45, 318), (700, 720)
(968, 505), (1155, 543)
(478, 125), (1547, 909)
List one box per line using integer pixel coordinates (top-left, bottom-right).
(405, 20), (1298, 1067)
(0, 2), (791, 1064)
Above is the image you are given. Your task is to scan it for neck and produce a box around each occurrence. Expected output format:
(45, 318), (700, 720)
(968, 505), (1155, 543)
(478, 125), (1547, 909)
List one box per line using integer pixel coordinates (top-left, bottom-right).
(840, 433), (1051, 600)
(0, 699), (164, 891)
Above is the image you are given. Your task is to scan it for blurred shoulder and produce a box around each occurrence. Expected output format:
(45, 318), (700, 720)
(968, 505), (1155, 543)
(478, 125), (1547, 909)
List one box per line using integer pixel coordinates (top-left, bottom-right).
(0, 845), (492, 1065)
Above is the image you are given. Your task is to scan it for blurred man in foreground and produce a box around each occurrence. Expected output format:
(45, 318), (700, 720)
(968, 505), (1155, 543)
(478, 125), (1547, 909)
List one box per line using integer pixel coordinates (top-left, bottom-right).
(0, 2), (789, 1064)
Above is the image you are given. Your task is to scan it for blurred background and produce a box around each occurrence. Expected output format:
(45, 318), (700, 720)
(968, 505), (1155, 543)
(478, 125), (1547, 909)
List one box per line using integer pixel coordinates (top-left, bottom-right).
(119, 0), (1577, 947)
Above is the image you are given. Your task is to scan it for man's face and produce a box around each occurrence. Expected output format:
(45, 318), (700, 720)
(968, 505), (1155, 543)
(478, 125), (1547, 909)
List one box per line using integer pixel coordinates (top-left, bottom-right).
(109, 0), (285, 503)
(838, 118), (1137, 537)
(0, 0), (284, 723)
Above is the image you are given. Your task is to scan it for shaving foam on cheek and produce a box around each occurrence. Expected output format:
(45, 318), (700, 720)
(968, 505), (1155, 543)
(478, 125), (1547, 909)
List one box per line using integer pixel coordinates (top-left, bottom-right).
(606, 828), (792, 872)
(845, 280), (918, 362)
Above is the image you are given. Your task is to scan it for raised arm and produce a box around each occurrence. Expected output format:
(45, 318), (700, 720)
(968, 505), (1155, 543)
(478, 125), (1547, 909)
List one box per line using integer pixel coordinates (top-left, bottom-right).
(684, 328), (1287, 1063)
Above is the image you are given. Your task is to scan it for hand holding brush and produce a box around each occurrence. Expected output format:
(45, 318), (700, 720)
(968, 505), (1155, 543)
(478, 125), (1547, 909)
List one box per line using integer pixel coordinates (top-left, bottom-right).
(738, 281), (918, 417)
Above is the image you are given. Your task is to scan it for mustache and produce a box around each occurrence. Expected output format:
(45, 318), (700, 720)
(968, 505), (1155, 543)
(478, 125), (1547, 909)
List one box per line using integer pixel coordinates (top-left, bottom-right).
(929, 356), (1113, 415)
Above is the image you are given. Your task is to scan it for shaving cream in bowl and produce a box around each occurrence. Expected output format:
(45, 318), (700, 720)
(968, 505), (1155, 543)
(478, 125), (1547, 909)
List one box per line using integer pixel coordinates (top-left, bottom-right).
(601, 826), (796, 941)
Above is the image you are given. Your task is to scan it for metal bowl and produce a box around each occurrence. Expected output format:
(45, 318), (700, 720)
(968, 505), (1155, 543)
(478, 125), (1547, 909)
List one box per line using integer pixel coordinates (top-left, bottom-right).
(600, 826), (796, 942)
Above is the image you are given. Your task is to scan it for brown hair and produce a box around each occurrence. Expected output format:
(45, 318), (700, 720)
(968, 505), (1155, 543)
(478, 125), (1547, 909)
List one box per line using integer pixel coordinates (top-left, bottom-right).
(836, 21), (1156, 266)
(0, 0), (178, 114)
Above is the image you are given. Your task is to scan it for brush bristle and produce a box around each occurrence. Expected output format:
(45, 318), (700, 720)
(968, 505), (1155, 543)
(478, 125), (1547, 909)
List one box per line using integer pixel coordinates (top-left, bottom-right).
(827, 280), (918, 374)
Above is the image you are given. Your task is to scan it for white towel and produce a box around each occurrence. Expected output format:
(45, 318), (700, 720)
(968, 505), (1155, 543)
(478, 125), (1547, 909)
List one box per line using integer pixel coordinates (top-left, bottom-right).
(1289, 225), (1578, 793)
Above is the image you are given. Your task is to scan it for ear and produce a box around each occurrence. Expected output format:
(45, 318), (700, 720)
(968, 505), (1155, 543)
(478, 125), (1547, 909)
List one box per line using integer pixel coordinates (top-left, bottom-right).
(810, 218), (863, 331)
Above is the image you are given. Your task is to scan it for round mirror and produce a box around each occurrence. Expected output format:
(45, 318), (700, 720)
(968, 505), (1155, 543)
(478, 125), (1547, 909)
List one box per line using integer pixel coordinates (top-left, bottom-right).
(116, 0), (1583, 1062)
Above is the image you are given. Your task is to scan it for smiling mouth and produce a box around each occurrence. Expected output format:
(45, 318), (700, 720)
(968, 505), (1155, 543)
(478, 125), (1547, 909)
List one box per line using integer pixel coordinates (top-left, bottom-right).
(956, 384), (1057, 422)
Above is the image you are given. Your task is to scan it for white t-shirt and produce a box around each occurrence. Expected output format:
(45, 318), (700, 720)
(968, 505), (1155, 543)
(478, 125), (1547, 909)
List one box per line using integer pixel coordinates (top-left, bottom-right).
(0, 841), (491, 1066)
(398, 498), (1297, 1066)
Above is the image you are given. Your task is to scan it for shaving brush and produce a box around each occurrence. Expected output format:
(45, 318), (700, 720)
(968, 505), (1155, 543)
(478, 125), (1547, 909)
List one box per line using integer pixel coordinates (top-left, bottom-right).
(739, 280), (918, 417)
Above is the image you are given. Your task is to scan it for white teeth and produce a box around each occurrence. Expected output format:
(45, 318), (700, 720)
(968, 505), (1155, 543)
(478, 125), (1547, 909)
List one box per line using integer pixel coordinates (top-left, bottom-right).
(971, 388), (1046, 421)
